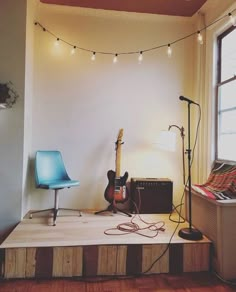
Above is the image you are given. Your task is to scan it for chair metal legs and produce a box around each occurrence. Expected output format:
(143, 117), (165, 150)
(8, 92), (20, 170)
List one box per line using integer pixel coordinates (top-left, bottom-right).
(29, 208), (55, 218)
(29, 189), (81, 226)
(52, 189), (82, 226)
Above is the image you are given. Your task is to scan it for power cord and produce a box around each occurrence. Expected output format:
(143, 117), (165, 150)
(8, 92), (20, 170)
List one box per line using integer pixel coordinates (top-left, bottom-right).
(103, 188), (184, 274)
(104, 197), (165, 238)
(213, 270), (236, 286)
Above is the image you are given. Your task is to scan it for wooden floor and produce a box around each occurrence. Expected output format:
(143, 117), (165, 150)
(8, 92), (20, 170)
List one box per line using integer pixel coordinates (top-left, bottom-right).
(1, 210), (210, 248)
(0, 272), (235, 291)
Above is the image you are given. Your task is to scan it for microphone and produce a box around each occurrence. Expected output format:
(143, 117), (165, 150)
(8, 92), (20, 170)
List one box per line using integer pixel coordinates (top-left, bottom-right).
(179, 96), (199, 105)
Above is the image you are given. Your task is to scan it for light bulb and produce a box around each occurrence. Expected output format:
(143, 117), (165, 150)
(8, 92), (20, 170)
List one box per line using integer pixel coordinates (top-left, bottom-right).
(228, 13), (236, 26)
(91, 52), (96, 61)
(71, 46), (76, 55)
(197, 31), (203, 45)
(167, 44), (172, 57)
(138, 51), (143, 62)
(113, 54), (118, 63)
(54, 38), (60, 47)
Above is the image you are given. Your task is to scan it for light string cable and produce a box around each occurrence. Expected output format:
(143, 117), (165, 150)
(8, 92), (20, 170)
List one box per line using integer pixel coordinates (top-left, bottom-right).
(34, 8), (236, 60)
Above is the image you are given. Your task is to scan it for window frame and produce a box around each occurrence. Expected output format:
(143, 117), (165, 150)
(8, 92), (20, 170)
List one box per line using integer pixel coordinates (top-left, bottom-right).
(215, 25), (236, 163)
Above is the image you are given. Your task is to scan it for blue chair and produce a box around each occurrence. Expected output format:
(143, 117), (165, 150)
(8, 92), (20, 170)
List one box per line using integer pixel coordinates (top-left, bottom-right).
(30, 150), (81, 226)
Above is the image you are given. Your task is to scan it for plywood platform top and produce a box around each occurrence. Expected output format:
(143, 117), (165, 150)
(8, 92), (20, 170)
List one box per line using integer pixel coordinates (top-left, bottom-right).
(0, 210), (211, 248)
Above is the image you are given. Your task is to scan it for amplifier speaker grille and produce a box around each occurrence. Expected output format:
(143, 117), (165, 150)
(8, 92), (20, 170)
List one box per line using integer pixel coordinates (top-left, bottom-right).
(130, 178), (173, 214)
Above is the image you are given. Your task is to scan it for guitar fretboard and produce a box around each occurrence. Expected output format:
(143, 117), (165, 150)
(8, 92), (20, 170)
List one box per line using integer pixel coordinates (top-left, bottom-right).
(115, 139), (122, 178)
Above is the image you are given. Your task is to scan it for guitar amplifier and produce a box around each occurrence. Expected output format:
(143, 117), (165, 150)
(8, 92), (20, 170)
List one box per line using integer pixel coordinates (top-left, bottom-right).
(130, 178), (173, 214)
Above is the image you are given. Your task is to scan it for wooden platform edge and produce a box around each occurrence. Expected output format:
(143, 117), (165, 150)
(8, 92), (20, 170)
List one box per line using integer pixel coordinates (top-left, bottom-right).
(0, 242), (212, 279)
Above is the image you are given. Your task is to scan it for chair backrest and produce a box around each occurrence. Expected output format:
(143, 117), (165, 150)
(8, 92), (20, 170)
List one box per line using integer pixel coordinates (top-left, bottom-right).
(35, 151), (70, 186)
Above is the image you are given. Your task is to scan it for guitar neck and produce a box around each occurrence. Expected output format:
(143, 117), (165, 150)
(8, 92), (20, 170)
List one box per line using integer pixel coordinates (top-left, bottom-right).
(115, 141), (121, 178)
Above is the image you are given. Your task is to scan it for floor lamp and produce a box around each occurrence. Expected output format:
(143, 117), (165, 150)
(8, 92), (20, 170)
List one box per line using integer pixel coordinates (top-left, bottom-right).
(178, 95), (202, 241)
(157, 125), (185, 185)
(168, 125), (186, 185)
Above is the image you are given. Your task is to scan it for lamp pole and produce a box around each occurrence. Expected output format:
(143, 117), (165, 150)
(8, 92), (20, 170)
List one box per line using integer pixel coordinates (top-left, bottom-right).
(178, 100), (203, 240)
(168, 124), (185, 185)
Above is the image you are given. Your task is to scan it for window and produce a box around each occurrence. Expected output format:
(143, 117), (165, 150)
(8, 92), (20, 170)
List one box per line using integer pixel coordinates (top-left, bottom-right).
(216, 26), (236, 161)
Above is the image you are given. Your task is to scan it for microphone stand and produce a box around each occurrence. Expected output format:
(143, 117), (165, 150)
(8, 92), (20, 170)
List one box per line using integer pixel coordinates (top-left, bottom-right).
(178, 101), (203, 241)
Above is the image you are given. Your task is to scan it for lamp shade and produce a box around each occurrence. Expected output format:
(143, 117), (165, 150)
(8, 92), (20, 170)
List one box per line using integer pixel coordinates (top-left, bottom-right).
(156, 130), (177, 152)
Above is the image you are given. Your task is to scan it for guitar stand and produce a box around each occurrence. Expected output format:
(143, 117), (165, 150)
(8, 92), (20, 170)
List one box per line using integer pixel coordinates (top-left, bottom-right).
(95, 203), (132, 217)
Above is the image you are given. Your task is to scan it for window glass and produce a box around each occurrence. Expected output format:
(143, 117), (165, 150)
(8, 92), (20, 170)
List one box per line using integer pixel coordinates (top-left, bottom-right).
(221, 28), (236, 81)
(219, 109), (236, 134)
(219, 81), (236, 110)
(216, 26), (236, 162)
(218, 133), (236, 161)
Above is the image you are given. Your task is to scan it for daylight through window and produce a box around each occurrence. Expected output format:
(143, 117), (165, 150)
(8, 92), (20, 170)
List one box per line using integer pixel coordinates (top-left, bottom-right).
(216, 26), (236, 161)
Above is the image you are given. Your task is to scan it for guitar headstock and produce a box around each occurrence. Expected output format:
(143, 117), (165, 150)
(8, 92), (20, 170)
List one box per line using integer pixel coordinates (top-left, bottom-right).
(117, 128), (123, 140)
(116, 128), (124, 148)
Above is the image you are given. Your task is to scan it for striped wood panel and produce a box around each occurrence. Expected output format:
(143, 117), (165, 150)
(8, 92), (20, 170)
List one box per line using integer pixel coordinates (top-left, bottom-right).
(97, 245), (127, 276)
(183, 243), (210, 272)
(0, 249), (5, 278)
(142, 244), (169, 274)
(52, 246), (83, 277)
(25, 247), (36, 278)
(5, 248), (26, 278)
(2, 242), (211, 279)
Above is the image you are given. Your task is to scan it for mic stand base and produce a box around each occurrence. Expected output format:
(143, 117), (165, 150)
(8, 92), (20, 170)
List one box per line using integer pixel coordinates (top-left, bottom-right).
(178, 227), (203, 241)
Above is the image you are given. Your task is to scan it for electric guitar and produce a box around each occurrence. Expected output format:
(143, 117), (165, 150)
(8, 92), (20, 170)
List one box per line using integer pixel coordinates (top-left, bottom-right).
(104, 129), (129, 204)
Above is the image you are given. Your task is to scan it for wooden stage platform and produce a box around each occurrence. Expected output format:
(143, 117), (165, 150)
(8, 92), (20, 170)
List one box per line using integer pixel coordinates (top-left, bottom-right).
(0, 210), (211, 279)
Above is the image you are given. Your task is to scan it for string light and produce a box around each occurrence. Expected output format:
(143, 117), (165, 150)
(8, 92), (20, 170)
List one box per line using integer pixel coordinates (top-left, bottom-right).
(113, 54), (118, 63)
(71, 46), (76, 55)
(167, 44), (172, 57)
(91, 52), (96, 61)
(197, 31), (203, 45)
(138, 51), (143, 63)
(34, 8), (236, 61)
(54, 37), (60, 46)
(228, 12), (236, 26)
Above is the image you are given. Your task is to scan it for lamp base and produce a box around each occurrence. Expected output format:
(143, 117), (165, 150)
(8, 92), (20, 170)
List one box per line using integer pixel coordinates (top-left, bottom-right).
(178, 227), (203, 241)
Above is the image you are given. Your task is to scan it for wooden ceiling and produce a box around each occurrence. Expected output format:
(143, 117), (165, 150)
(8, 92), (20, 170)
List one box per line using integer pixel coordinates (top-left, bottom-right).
(40, 0), (208, 17)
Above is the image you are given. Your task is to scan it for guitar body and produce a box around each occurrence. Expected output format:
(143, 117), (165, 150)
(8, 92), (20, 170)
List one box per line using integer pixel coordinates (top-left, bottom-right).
(104, 170), (129, 204)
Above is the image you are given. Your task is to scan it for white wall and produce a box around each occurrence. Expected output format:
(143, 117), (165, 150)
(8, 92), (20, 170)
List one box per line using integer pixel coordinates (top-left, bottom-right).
(0, 0), (27, 239)
(30, 3), (195, 211)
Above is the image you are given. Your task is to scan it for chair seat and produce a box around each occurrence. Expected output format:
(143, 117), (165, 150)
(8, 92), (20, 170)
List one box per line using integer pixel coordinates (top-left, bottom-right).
(39, 179), (80, 189)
